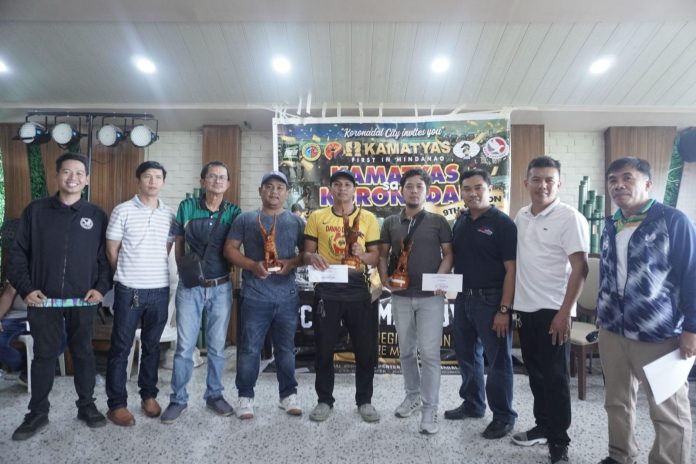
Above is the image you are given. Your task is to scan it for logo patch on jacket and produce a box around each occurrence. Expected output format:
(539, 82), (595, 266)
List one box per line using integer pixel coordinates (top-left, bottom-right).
(477, 226), (493, 236)
(80, 218), (94, 230)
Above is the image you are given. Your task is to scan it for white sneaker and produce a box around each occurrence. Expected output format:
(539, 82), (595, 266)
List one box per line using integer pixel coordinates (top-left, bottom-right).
(236, 397), (254, 420)
(419, 409), (439, 435)
(394, 396), (422, 418)
(279, 394), (302, 416)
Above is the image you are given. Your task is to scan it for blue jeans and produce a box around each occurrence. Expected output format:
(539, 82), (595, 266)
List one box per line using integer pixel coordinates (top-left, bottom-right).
(0, 318), (28, 372)
(453, 290), (517, 425)
(170, 281), (232, 404)
(106, 283), (170, 410)
(235, 295), (299, 399)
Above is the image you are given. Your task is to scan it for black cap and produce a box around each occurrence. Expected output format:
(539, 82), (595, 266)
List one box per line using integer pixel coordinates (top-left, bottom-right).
(329, 169), (356, 185)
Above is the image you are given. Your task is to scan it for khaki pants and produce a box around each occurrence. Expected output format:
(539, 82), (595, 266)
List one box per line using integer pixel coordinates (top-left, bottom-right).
(599, 329), (692, 464)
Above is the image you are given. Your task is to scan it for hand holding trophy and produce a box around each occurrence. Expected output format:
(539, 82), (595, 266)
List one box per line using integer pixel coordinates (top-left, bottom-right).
(390, 240), (413, 289)
(258, 214), (282, 273)
(341, 207), (364, 270)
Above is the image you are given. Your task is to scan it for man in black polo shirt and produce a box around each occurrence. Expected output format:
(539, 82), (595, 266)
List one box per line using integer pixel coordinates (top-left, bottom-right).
(444, 169), (518, 440)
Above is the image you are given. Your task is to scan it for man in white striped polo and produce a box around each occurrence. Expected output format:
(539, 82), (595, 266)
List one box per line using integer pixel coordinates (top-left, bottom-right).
(105, 161), (176, 426)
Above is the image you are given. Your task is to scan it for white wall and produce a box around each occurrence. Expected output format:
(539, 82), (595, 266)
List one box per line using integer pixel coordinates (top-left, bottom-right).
(143, 129), (606, 214)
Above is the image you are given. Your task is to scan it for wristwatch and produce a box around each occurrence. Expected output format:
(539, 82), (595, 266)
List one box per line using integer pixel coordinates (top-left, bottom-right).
(498, 304), (511, 314)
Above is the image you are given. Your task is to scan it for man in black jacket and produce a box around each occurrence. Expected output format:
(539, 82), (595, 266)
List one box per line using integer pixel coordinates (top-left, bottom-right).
(9, 152), (112, 441)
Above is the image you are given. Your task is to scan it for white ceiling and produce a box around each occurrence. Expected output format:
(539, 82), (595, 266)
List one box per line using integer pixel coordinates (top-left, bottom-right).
(2, 0), (696, 131)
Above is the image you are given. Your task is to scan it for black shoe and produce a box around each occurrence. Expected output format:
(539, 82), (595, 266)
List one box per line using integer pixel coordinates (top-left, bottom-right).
(511, 425), (548, 446)
(443, 402), (484, 420)
(598, 458), (632, 464)
(482, 419), (514, 439)
(549, 444), (569, 464)
(12, 412), (49, 441)
(77, 403), (106, 428)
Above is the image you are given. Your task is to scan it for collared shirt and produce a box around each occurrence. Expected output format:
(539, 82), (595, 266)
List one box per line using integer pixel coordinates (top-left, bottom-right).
(172, 195), (241, 279)
(106, 195), (176, 288)
(452, 206), (516, 289)
(514, 198), (589, 316)
(380, 209), (452, 297)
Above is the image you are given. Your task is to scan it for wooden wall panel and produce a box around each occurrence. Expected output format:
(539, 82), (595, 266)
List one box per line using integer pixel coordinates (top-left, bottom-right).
(202, 125), (242, 206)
(89, 142), (144, 215)
(0, 123), (31, 219)
(510, 125), (545, 219)
(675, 158), (696, 221)
(604, 127), (676, 215)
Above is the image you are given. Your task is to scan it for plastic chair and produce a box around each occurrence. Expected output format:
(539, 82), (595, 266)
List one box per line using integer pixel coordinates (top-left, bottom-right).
(570, 255), (600, 400)
(19, 321), (66, 394)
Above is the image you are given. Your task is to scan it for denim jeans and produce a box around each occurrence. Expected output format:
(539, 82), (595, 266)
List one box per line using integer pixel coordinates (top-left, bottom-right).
(235, 295), (299, 399)
(106, 283), (169, 410)
(453, 290), (517, 425)
(0, 318), (28, 372)
(170, 281), (232, 404)
(391, 294), (444, 413)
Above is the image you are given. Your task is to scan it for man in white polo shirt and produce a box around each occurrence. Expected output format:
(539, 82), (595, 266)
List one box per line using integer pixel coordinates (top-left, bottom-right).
(105, 161), (176, 427)
(512, 156), (589, 464)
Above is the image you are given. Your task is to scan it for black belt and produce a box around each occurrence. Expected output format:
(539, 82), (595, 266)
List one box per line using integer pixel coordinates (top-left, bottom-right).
(200, 275), (230, 288)
(461, 288), (500, 296)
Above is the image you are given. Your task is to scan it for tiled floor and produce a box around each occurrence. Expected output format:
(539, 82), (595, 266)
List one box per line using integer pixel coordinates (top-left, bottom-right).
(1, 351), (694, 464)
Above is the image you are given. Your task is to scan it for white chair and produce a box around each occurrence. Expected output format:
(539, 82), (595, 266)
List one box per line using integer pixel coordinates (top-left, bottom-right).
(570, 255), (600, 400)
(19, 321), (66, 394)
(125, 248), (178, 379)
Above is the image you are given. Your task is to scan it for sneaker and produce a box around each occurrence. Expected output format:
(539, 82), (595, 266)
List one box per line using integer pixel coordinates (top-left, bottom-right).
(512, 425), (548, 446)
(12, 412), (49, 441)
(77, 403), (106, 428)
(358, 403), (380, 423)
(160, 402), (187, 424)
(444, 401), (484, 420)
(419, 409), (439, 435)
(598, 458), (627, 464)
(141, 398), (162, 418)
(549, 444), (569, 464)
(482, 419), (514, 439)
(279, 394), (302, 416)
(309, 403), (332, 422)
(206, 397), (234, 417)
(236, 397), (254, 420)
(394, 396), (422, 418)
(107, 407), (136, 427)
(17, 372), (28, 386)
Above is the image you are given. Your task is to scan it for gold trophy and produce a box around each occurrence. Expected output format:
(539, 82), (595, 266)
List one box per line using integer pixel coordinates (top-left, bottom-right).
(258, 214), (282, 273)
(390, 240), (413, 289)
(341, 207), (363, 270)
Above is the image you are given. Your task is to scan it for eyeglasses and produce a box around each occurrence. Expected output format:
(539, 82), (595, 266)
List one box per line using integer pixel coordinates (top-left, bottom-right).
(261, 184), (287, 192)
(204, 174), (229, 182)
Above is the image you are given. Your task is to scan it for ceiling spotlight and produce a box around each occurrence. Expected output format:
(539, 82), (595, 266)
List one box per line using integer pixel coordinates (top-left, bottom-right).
(133, 56), (157, 74)
(589, 56), (614, 75)
(130, 124), (158, 147)
(0, 60), (8, 73)
(431, 56), (450, 74)
(51, 123), (82, 147)
(97, 124), (125, 147)
(18, 122), (51, 145)
(272, 56), (291, 74)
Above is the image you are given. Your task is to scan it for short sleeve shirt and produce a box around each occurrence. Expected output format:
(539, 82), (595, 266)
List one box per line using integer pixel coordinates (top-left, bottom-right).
(452, 206), (516, 289)
(304, 206), (380, 300)
(514, 199), (589, 316)
(380, 210), (452, 297)
(227, 210), (304, 301)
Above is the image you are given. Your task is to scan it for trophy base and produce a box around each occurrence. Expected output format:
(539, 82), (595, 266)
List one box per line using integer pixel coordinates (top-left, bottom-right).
(266, 266), (281, 273)
(390, 275), (409, 289)
(264, 262), (282, 273)
(341, 257), (361, 270)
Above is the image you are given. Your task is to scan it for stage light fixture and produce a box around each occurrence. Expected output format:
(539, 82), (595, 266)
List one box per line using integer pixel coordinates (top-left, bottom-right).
(97, 124), (125, 147)
(51, 122), (82, 147)
(18, 122), (51, 145)
(130, 124), (158, 147)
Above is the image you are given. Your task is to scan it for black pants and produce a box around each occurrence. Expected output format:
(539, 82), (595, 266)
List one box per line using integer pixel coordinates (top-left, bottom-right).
(518, 309), (571, 447)
(27, 306), (97, 415)
(313, 295), (378, 406)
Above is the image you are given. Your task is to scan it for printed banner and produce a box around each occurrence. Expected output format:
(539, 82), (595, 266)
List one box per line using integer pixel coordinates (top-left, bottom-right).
(274, 114), (511, 370)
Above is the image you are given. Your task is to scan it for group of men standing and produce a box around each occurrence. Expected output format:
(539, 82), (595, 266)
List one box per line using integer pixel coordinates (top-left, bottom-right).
(4, 150), (694, 464)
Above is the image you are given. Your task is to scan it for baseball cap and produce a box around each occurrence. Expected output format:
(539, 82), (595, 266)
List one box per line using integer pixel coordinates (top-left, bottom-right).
(329, 169), (356, 185)
(260, 170), (289, 186)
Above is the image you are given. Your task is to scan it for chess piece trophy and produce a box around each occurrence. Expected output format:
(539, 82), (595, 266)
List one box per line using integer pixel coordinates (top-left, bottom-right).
(390, 240), (413, 289)
(341, 207), (363, 270)
(258, 214), (282, 273)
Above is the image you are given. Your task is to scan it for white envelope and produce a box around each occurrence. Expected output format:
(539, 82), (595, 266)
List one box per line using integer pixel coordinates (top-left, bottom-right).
(421, 273), (463, 292)
(307, 265), (349, 283)
(643, 348), (695, 405)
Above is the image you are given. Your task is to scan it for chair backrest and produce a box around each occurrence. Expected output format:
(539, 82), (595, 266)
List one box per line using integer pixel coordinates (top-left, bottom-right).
(577, 255), (600, 312)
